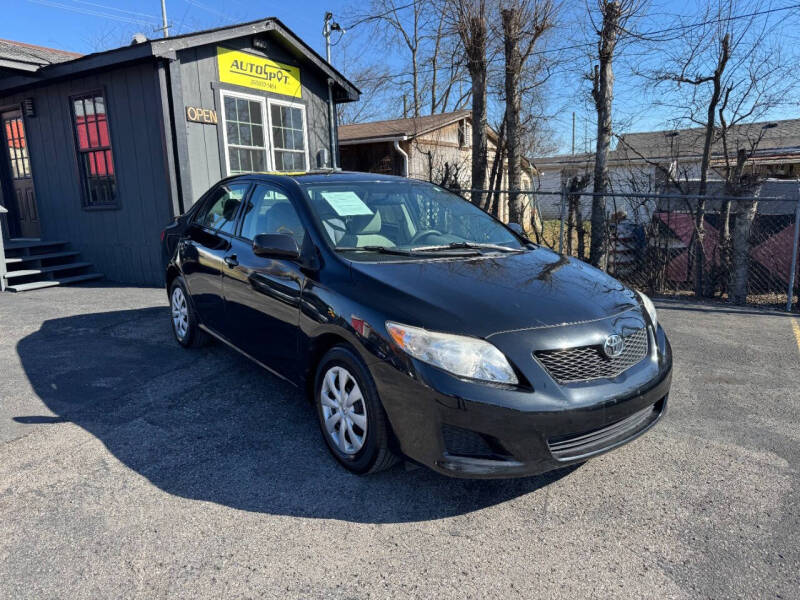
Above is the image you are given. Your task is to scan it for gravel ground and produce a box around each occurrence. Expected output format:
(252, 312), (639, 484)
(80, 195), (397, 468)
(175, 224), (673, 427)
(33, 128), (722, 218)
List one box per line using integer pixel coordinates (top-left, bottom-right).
(0, 284), (798, 599)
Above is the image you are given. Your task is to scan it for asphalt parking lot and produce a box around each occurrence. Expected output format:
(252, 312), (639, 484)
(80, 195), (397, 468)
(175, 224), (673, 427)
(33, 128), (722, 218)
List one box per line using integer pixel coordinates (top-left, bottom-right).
(0, 284), (798, 599)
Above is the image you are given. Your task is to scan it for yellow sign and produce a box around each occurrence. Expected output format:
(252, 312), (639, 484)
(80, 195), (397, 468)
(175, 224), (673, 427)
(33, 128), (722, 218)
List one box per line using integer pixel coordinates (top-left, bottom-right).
(216, 47), (301, 98)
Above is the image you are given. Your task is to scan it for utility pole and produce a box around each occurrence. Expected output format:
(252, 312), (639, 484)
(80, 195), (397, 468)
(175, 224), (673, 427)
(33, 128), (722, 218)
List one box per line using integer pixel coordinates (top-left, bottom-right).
(572, 112), (576, 156)
(322, 12), (344, 169)
(159, 0), (170, 38)
(322, 12), (343, 63)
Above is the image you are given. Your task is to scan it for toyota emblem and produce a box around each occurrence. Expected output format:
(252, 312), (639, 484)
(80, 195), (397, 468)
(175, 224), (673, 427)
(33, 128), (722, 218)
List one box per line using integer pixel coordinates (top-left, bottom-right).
(603, 334), (625, 358)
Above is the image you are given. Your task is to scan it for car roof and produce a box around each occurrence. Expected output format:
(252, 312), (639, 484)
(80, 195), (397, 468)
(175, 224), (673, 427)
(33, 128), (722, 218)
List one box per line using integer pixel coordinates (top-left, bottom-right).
(227, 170), (413, 185)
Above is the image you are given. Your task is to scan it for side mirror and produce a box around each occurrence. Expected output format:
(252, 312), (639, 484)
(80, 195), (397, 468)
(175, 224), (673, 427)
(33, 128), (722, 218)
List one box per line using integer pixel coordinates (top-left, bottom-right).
(508, 222), (525, 235)
(253, 233), (301, 260)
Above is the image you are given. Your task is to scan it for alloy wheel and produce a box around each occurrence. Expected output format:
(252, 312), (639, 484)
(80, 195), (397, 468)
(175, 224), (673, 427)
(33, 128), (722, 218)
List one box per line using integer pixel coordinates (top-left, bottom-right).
(319, 366), (368, 455)
(171, 286), (189, 340)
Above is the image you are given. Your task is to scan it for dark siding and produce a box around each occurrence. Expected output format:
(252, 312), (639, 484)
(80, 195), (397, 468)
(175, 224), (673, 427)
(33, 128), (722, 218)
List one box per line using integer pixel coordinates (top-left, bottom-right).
(340, 142), (402, 175)
(0, 60), (171, 285)
(177, 35), (333, 206)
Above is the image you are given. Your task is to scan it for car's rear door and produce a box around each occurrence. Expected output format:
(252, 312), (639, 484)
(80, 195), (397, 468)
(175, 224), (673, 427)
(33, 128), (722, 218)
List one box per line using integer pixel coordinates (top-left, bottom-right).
(178, 181), (250, 333)
(222, 182), (308, 378)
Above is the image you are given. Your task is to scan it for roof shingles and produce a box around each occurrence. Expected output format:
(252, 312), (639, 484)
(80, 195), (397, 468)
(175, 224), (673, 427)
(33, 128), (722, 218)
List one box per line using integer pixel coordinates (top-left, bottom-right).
(339, 110), (471, 142)
(0, 39), (81, 68)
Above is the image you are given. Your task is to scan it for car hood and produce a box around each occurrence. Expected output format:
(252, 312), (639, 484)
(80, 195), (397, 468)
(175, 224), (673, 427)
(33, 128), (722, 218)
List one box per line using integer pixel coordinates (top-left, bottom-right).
(348, 248), (641, 338)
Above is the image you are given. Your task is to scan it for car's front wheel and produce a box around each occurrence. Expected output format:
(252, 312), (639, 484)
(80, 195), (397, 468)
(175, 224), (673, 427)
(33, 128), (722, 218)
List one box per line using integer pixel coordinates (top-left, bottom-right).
(314, 346), (398, 474)
(169, 276), (207, 348)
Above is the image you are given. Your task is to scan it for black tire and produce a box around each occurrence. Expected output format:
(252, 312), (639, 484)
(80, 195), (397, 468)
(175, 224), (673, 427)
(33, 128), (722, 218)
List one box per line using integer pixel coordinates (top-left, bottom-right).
(168, 276), (208, 348)
(314, 345), (399, 474)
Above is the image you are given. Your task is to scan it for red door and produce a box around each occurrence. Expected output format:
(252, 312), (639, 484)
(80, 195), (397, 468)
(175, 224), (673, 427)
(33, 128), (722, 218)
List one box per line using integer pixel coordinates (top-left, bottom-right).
(2, 109), (40, 238)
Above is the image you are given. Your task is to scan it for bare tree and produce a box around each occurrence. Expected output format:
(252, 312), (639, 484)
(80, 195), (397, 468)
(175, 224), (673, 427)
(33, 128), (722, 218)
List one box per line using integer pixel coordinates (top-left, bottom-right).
(345, 0), (470, 123)
(500, 0), (557, 225)
(647, 0), (796, 297)
(587, 0), (643, 268)
(451, 0), (490, 208)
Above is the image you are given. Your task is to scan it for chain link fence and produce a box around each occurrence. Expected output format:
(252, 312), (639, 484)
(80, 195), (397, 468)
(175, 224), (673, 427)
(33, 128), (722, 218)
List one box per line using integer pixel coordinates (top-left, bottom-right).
(464, 188), (800, 312)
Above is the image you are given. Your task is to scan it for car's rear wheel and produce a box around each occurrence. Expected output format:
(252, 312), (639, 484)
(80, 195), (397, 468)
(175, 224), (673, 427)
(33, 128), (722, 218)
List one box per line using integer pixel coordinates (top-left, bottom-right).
(314, 346), (398, 474)
(169, 277), (207, 348)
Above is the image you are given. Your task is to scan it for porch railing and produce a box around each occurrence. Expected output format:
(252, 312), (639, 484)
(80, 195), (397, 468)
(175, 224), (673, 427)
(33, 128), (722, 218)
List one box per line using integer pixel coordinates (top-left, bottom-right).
(0, 204), (7, 292)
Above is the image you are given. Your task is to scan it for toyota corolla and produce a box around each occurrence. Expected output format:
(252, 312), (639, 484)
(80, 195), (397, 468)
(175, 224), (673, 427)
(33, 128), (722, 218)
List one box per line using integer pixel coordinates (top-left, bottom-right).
(162, 172), (672, 478)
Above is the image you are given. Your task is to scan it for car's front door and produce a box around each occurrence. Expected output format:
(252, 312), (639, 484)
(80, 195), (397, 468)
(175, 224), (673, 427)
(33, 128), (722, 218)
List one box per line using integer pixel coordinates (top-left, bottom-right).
(179, 181), (249, 333)
(223, 182), (307, 377)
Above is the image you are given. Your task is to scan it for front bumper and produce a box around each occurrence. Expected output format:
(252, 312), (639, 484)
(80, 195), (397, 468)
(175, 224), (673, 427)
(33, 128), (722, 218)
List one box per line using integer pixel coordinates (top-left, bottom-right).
(369, 321), (672, 479)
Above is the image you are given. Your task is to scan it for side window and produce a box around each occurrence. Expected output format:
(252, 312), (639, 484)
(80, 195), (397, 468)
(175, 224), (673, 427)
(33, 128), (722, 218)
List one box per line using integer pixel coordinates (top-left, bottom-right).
(240, 184), (306, 245)
(194, 182), (249, 234)
(269, 102), (308, 172)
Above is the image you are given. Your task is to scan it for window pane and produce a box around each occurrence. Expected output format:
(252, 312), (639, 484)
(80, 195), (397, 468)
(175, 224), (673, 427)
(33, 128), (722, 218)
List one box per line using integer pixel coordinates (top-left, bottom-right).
(222, 94), (267, 175)
(226, 120), (239, 144)
(239, 123), (252, 146)
(240, 149), (253, 172)
(195, 183), (248, 231)
(98, 115), (110, 146)
(250, 101), (262, 124)
(71, 93), (117, 207)
(237, 98), (249, 121)
(289, 107), (301, 129)
(76, 123), (89, 150)
(270, 104), (306, 171)
(224, 96), (236, 120)
(105, 149), (115, 175)
(253, 124), (264, 147)
(95, 150), (107, 176)
(228, 147), (240, 173)
(292, 130), (304, 150)
(240, 183), (304, 244)
(252, 150), (265, 172)
(87, 115), (100, 147)
(273, 127), (284, 148)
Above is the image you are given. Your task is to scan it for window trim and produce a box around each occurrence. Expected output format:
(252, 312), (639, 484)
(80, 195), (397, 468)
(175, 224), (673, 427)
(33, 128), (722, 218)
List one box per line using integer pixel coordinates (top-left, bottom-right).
(69, 89), (119, 211)
(266, 98), (309, 173)
(219, 89), (271, 176)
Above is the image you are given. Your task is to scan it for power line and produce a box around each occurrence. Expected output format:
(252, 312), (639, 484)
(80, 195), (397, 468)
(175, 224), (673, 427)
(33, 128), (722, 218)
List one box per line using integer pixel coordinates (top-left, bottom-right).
(24, 0), (160, 26)
(346, 1), (418, 31)
(351, 2), (800, 84)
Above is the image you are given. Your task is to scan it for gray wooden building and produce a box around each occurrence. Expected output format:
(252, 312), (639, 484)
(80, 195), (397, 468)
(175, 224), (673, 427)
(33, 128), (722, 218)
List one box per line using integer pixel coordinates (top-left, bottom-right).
(0, 19), (359, 290)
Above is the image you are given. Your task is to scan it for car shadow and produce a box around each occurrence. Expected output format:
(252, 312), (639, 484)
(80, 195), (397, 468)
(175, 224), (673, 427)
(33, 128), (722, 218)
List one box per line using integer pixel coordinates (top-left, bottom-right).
(15, 307), (578, 523)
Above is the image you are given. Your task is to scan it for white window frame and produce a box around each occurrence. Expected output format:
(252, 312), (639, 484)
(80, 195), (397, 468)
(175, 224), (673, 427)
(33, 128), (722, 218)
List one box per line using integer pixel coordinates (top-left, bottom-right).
(219, 89), (270, 176)
(266, 98), (310, 172)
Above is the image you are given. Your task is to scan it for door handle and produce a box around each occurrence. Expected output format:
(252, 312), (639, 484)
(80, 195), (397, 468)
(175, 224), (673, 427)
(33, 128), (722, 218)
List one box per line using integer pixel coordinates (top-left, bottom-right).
(224, 255), (239, 268)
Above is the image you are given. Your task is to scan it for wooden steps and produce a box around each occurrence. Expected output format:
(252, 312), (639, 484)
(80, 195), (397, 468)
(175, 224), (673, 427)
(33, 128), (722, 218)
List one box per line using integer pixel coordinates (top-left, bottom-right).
(6, 273), (104, 293)
(4, 250), (80, 265)
(2, 239), (103, 292)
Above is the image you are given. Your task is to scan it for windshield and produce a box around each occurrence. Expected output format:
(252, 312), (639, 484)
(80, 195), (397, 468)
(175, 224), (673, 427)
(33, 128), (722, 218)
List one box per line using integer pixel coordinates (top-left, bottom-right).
(300, 180), (524, 254)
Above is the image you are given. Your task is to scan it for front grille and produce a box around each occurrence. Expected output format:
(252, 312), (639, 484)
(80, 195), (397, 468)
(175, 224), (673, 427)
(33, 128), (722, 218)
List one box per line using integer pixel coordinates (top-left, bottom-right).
(547, 398), (664, 461)
(534, 327), (649, 383)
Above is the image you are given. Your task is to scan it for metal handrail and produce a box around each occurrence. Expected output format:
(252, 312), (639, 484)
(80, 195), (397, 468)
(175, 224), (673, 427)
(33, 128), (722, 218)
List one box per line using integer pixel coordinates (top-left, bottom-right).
(0, 204), (7, 292)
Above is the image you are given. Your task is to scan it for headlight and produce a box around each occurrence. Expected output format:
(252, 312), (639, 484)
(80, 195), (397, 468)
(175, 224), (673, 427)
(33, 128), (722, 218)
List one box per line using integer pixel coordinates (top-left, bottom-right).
(386, 322), (519, 385)
(636, 291), (658, 329)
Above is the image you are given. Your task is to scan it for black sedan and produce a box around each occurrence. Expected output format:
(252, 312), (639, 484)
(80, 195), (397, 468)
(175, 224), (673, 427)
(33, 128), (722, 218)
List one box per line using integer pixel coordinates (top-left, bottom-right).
(162, 171), (672, 478)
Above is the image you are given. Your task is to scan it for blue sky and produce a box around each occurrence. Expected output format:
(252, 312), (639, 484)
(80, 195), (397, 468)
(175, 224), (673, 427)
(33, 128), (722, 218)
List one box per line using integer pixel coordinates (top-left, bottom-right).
(4, 1), (799, 154)
(5, 1), (337, 57)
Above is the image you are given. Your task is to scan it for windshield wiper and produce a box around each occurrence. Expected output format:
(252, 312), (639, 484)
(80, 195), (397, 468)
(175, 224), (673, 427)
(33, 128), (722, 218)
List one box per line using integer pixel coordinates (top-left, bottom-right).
(335, 245), (417, 256)
(335, 245), (479, 257)
(414, 242), (522, 253)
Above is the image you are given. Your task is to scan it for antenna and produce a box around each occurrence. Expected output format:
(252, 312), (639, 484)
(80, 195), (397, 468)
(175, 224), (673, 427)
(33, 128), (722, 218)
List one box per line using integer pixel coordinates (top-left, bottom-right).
(156, 0), (171, 38)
